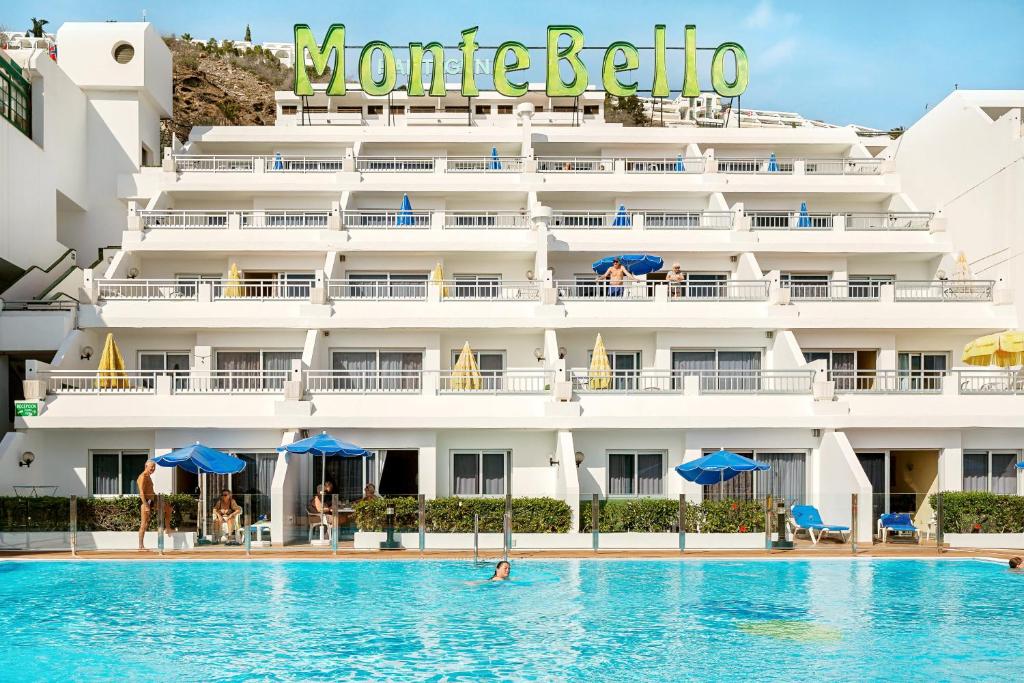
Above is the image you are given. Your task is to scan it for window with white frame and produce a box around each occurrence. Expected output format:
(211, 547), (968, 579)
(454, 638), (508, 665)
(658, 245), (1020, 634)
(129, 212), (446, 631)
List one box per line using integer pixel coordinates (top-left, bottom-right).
(315, 450), (377, 503)
(608, 451), (664, 496)
(587, 349), (640, 390)
(91, 450), (150, 495)
(699, 450), (807, 504)
(215, 350), (302, 390)
(139, 351), (190, 389)
(452, 450), (508, 496)
(672, 349), (761, 391)
(332, 349), (423, 391)
(963, 451), (1019, 494)
(452, 274), (501, 299)
(449, 349), (505, 390)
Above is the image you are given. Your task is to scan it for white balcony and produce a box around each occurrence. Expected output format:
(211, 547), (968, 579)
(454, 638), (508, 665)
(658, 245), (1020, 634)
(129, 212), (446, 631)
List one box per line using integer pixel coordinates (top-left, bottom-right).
(211, 279), (312, 301)
(342, 209), (431, 229)
(440, 281), (541, 302)
(747, 211), (932, 232)
(569, 369), (815, 394)
(327, 279), (427, 301)
(893, 280), (994, 302)
(436, 369), (551, 394)
(442, 211), (529, 229)
(831, 370), (943, 394)
(549, 210), (733, 230)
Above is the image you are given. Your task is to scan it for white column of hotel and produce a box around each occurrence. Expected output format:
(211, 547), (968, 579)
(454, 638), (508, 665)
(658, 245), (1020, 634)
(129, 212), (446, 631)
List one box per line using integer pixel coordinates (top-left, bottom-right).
(554, 430), (580, 530)
(270, 429), (301, 546)
(937, 431), (964, 494)
(814, 431), (873, 543)
(419, 435), (439, 500)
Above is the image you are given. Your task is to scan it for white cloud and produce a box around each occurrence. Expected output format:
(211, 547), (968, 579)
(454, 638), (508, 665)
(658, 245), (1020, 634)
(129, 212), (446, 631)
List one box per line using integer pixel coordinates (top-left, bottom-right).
(745, 0), (800, 30)
(758, 38), (798, 71)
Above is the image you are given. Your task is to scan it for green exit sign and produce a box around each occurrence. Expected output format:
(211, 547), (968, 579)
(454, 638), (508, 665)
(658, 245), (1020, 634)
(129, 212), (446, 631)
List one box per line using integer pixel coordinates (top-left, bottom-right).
(14, 401), (39, 417)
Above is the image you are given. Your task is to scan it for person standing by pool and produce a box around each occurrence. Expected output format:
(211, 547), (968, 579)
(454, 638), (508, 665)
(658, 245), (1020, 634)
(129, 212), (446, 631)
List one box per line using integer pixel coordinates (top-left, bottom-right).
(490, 560), (511, 581)
(597, 258), (636, 297)
(137, 460), (172, 550)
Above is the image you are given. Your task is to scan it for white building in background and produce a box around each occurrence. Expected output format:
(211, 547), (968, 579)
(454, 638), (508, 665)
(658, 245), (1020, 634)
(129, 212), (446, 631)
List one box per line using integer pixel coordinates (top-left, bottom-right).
(0, 23), (1022, 547)
(640, 92), (880, 132)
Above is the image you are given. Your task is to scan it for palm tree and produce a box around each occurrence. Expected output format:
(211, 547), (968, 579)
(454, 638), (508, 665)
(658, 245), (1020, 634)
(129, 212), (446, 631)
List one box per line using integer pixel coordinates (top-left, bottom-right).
(28, 18), (48, 38)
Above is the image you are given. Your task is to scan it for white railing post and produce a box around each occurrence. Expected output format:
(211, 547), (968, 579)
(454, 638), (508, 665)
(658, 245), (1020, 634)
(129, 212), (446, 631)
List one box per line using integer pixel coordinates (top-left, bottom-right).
(228, 213), (241, 231)
(254, 156), (266, 174)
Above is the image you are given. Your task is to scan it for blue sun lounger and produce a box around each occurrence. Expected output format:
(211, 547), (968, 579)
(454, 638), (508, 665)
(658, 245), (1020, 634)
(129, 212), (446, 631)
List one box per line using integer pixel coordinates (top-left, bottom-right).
(789, 505), (850, 545)
(878, 513), (920, 543)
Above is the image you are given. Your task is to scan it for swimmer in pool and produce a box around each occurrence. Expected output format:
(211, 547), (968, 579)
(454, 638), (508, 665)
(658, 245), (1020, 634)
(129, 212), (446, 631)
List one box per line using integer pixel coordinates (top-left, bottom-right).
(1010, 556), (1022, 570)
(489, 560), (511, 581)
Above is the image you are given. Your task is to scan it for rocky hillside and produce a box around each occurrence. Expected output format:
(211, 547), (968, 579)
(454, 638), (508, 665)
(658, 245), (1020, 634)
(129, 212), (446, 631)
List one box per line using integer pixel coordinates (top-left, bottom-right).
(161, 37), (290, 146)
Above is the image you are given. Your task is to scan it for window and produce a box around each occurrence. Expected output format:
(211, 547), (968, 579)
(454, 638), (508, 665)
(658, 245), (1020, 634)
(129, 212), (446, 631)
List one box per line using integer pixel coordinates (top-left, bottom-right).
(91, 451), (149, 495)
(346, 272), (428, 298)
(367, 105), (383, 115)
(450, 349), (505, 390)
(700, 450), (806, 504)
(410, 106), (436, 113)
(672, 350), (761, 391)
(336, 106), (362, 114)
(452, 274), (500, 299)
(669, 273), (728, 298)
(897, 352), (947, 391)
(848, 274), (894, 299)
(282, 105), (297, 115)
(390, 106), (405, 115)
(452, 450), (508, 495)
(215, 350), (301, 390)
(315, 451), (377, 503)
(331, 350), (423, 391)
(303, 105), (328, 114)
(139, 351), (190, 389)
(497, 105), (513, 115)
(963, 451), (1019, 494)
(587, 350), (640, 391)
(113, 43), (135, 64)
(608, 451), (664, 496)
(583, 105), (599, 115)
(553, 106), (577, 113)
(475, 105), (492, 115)
(445, 106), (469, 113)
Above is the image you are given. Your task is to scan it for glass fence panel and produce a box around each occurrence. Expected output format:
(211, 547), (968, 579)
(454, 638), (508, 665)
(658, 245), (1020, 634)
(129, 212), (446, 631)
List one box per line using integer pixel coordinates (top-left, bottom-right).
(0, 495), (72, 551)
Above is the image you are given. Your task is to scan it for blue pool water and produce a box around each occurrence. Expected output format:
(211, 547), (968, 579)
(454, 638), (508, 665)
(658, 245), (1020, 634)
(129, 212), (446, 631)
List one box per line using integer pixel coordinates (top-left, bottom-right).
(0, 558), (1021, 681)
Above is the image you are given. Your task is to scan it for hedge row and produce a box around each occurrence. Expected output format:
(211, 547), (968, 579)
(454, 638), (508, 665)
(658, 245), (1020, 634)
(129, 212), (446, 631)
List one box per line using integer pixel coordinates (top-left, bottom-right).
(354, 496), (572, 533)
(0, 495), (198, 532)
(928, 491), (1024, 533)
(580, 498), (766, 533)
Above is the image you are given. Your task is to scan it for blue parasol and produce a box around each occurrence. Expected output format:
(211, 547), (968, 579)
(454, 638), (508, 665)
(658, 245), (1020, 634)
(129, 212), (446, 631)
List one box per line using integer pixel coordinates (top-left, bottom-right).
(675, 449), (769, 486)
(767, 152), (779, 173)
(798, 202), (811, 228)
(397, 193), (414, 226)
(488, 147), (502, 170)
(592, 254), (664, 276)
(675, 154), (685, 172)
(611, 205), (632, 227)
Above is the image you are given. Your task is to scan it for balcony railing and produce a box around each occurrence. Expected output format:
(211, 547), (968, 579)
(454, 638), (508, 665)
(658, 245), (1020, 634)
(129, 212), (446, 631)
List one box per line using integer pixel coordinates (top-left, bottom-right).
(643, 211), (733, 230)
(536, 157), (615, 173)
(42, 371), (159, 394)
(894, 280), (994, 302)
(306, 370), (423, 394)
(957, 369), (1024, 395)
(785, 281), (882, 301)
(549, 211), (631, 229)
(442, 211), (529, 229)
(176, 370), (290, 393)
(624, 157), (706, 174)
(667, 280), (771, 301)
(445, 156), (524, 172)
(327, 279), (427, 301)
(138, 210), (230, 229)
(97, 279), (198, 301)
(570, 369), (814, 394)
(212, 279), (312, 300)
(355, 157), (435, 172)
(263, 156), (345, 172)
(717, 157), (795, 174)
(173, 155), (255, 173)
(845, 212), (932, 231)
(803, 158), (883, 175)
(555, 280), (653, 301)
(437, 370), (551, 394)
(238, 210), (330, 229)
(747, 211), (835, 230)
(342, 210), (431, 229)
(440, 281), (541, 302)
(831, 370), (943, 394)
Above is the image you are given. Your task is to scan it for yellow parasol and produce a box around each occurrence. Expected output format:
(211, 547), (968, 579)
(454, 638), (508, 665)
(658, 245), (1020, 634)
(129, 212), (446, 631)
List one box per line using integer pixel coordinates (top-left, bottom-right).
(451, 341), (482, 391)
(962, 330), (1024, 368)
(225, 263), (244, 298)
(430, 262), (448, 297)
(589, 333), (612, 390)
(96, 332), (129, 389)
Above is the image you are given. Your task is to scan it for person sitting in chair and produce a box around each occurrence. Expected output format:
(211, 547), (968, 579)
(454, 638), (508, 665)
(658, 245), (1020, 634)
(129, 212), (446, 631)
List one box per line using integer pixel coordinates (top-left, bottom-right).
(212, 489), (241, 542)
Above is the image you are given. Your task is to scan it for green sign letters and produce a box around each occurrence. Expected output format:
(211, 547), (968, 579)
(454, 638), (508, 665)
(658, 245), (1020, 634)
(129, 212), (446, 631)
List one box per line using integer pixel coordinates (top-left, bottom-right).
(293, 24), (748, 99)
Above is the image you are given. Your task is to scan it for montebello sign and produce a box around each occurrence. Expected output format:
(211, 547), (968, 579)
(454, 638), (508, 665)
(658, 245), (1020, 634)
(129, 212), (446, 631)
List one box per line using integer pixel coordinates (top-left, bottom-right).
(293, 25), (748, 99)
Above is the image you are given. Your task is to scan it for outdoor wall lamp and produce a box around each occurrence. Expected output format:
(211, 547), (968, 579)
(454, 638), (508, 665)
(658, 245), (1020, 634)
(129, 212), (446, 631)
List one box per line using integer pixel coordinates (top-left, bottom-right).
(126, 267), (140, 279)
(533, 348), (545, 362)
(575, 451), (585, 467)
(548, 454), (558, 466)
(526, 270), (535, 281)
(80, 346), (94, 361)
(18, 451), (34, 468)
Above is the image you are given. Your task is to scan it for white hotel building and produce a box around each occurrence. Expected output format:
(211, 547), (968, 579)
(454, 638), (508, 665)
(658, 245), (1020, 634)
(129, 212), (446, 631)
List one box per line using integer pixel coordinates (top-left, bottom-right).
(1, 23), (1022, 546)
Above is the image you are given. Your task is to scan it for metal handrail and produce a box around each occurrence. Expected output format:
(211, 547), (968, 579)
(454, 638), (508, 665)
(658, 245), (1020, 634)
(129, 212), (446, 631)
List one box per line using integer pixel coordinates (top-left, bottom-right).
(845, 212), (933, 231)
(571, 369), (682, 393)
(957, 369), (1024, 395)
(784, 280), (882, 301)
(803, 158), (883, 175)
(176, 370), (290, 394)
(746, 211), (835, 230)
(238, 210), (331, 229)
(893, 280), (995, 302)
(442, 211), (529, 229)
(696, 370), (815, 394)
(342, 210), (432, 228)
(306, 370), (423, 394)
(172, 155), (256, 172)
(666, 280), (770, 301)
(137, 210), (230, 229)
(624, 157), (706, 174)
(440, 281), (541, 302)
(41, 370), (159, 394)
(555, 280), (653, 300)
(445, 156), (524, 172)
(716, 157), (795, 174)
(97, 279), (199, 301)
(831, 370), (944, 393)
(643, 210), (734, 229)
(536, 157), (615, 173)
(437, 370), (551, 394)
(549, 211), (631, 229)
(212, 279), (312, 300)
(327, 279), (428, 301)
(355, 156), (435, 172)
(263, 156), (345, 172)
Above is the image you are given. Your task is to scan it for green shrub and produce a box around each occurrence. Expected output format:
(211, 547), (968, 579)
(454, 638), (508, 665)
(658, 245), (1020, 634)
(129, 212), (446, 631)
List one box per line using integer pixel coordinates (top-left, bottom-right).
(581, 498), (765, 533)
(929, 491), (1024, 533)
(353, 496), (572, 533)
(0, 495), (197, 532)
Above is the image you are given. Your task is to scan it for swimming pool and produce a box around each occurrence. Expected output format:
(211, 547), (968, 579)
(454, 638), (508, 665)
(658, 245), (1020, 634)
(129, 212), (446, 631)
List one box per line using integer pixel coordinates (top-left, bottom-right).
(0, 558), (1019, 681)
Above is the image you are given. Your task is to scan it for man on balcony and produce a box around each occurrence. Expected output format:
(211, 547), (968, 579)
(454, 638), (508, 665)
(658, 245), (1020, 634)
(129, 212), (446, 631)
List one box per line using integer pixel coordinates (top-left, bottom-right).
(598, 258), (637, 297)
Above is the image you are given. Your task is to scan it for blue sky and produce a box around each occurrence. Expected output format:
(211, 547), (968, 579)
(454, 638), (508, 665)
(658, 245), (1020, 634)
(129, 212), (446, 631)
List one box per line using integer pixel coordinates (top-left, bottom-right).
(3, 0), (1022, 129)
